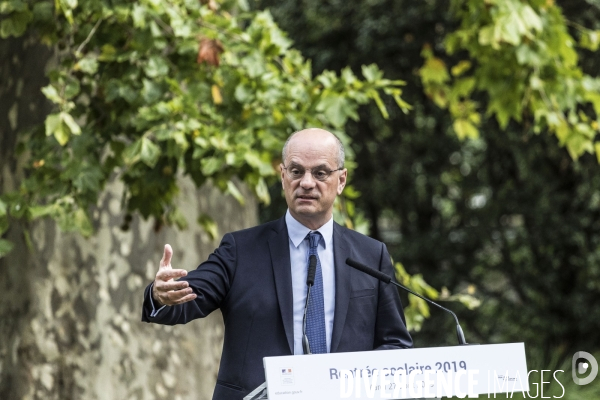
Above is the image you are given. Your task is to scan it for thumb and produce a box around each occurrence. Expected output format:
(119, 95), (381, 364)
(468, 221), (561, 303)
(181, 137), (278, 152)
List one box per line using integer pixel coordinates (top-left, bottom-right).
(160, 244), (173, 269)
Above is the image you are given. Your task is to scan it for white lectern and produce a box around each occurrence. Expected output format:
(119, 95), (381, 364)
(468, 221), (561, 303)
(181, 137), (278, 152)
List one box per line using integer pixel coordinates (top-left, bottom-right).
(245, 343), (528, 400)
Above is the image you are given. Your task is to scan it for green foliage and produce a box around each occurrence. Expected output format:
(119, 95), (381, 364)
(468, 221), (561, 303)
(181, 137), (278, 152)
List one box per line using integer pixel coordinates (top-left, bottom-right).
(395, 261), (479, 332)
(395, 261), (438, 331)
(0, 0), (409, 250)
(0, 0), (33, 37)
(420, 0), (600, 161)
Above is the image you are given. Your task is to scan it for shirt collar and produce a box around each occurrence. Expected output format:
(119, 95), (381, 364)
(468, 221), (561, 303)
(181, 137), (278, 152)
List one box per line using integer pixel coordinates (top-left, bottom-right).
(285, 209), (334, 249)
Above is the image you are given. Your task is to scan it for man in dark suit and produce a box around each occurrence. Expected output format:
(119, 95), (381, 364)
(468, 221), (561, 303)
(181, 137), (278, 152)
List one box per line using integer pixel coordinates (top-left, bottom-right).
(142, 128), (412, 400)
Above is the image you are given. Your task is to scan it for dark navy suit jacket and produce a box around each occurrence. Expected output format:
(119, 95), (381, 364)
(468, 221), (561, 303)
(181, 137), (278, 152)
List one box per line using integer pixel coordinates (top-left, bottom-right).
(142, 216), (412, 400)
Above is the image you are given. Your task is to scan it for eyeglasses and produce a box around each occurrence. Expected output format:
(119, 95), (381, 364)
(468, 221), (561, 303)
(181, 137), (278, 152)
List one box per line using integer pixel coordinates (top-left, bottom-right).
(282, 164), (343, 182)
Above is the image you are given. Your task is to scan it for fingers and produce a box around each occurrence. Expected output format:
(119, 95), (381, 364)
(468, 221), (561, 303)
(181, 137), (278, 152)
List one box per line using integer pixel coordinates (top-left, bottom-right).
(156, 268), (188, 281)
(168, 291), (197, 305)
(157, 287), (197, 306)
(155, 278), (190, 292)
(160, 244), (173, 268)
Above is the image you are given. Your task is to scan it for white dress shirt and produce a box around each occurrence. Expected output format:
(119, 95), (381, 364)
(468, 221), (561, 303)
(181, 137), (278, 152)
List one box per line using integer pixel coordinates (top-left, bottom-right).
(285, 210), (336, 355)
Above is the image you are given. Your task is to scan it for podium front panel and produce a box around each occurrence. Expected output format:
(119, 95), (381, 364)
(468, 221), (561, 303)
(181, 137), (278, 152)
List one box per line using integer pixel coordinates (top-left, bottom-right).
(263, 343), (529, 399)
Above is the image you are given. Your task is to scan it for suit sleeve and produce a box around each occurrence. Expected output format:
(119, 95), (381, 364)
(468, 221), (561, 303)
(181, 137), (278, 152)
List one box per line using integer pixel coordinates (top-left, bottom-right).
(141, 233), (237, 325)
(373, 243), (413, 349)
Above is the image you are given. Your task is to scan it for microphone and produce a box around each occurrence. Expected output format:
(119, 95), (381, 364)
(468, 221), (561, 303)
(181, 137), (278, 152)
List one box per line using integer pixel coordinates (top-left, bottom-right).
(302, 255), (318, 354)
(346, 258), (469, 345)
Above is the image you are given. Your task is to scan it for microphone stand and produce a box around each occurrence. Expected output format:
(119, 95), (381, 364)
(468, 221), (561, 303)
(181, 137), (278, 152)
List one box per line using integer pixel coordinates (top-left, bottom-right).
(302, 255), (318, 354)
(346, 258), (474, 346)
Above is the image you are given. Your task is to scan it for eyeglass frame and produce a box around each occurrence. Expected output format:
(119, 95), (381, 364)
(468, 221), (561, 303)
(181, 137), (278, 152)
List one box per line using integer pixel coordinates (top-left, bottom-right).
(281, 163), (344, 182)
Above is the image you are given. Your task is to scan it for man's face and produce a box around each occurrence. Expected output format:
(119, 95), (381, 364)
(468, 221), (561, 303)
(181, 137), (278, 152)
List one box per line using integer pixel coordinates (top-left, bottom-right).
(280, 131), (347, 228)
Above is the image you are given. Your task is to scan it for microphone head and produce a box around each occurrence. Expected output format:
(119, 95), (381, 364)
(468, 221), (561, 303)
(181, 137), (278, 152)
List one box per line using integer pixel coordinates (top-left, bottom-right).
(307, 255), (317, 286)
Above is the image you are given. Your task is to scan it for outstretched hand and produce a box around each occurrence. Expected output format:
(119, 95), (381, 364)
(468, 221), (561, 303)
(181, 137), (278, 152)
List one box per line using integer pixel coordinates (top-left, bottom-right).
(152, 244), (197, 306)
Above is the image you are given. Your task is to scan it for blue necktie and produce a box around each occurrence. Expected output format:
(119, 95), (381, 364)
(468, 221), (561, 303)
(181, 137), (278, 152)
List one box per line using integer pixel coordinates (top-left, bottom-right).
(305, 231), (327, 354)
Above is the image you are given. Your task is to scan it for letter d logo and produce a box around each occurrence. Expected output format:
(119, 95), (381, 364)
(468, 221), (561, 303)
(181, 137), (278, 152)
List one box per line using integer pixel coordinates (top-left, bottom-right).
(572, 351), (598, 385)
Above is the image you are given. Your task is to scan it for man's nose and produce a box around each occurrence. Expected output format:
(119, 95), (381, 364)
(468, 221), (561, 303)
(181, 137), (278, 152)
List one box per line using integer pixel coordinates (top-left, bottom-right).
(299, 170), (317, 188)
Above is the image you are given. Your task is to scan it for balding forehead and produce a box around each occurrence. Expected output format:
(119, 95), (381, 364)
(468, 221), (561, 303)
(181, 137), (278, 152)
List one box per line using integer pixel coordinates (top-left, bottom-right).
(289, 128), (335, 141)
(287, 136), (337, 158)
(296, 128), (334, 136)
(282, 128), (345, 168)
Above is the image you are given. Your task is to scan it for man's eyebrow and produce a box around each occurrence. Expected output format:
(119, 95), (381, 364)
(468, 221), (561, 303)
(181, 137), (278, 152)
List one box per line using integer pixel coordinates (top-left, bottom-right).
(312, 164), (331, 170)
(288, 162), (331, 169)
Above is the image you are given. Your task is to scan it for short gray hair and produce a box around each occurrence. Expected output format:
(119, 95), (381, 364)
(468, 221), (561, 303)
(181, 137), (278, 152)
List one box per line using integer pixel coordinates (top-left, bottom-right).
(281, 130), (345, 168)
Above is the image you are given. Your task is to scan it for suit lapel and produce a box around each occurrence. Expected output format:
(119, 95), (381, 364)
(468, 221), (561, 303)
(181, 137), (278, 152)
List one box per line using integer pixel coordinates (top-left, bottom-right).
(331, 222), (351, 353)
(268, 217), (294, 354)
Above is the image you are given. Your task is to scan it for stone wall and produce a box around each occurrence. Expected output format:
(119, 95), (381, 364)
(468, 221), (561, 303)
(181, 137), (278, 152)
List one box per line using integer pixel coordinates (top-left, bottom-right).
(0, 176), (257, 400)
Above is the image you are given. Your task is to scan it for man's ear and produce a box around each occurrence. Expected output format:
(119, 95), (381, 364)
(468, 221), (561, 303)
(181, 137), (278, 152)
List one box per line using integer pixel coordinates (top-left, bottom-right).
(337, 169), (348, 195)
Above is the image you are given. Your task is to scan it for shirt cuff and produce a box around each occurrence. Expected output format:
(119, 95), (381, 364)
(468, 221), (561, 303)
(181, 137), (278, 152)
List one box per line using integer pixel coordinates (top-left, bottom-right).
(149, 283), (167, 317)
